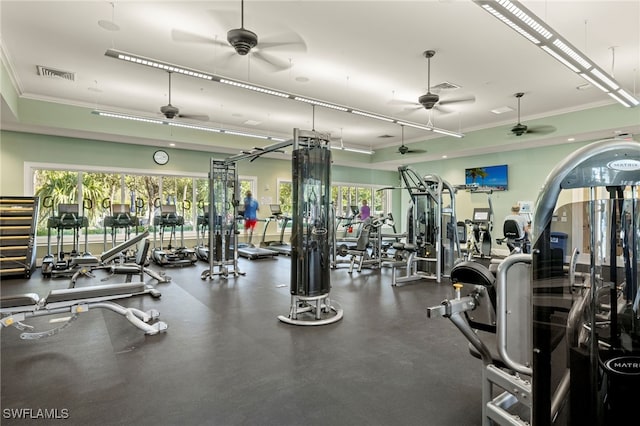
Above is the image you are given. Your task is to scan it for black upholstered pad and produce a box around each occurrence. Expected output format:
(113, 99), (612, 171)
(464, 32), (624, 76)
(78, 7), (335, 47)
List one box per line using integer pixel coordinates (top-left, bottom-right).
(450, 261), (495, 287)
(45, 283), (146, 304)
(0, 293), (40, 308)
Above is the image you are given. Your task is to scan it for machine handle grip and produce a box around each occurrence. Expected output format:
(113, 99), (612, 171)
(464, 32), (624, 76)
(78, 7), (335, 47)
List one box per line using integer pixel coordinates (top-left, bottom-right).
(42, 196), (53, 209)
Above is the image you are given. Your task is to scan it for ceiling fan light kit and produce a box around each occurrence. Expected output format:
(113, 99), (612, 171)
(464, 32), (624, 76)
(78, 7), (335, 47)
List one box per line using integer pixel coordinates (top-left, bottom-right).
(474, 0), (639, 108)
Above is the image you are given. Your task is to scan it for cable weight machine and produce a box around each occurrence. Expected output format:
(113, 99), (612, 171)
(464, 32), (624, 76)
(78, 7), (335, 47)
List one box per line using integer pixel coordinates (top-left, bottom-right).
(224, 129), (342, 325)
(200, 160), (245, 279)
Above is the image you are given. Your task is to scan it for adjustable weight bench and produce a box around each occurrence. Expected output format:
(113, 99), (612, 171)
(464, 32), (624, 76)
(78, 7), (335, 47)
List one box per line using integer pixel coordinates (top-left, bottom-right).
(0, 282), (168, 339)
(100, 231), (171, 284)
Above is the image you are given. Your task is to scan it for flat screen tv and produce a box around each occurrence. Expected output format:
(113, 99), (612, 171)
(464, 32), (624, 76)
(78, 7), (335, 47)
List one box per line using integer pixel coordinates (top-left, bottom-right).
(465, 164), (508, 191)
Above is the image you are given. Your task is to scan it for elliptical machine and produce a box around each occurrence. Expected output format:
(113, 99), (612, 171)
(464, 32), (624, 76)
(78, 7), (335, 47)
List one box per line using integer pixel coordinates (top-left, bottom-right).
(151, 199), (197, 267)
(41, 197), (95, 278)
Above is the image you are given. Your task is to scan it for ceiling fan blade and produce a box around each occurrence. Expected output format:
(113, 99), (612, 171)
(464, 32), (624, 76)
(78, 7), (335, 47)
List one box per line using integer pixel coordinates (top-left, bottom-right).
(395, 106), (422, 116)
(526, 125), (556, 135)
(171, 29), (227, 47)
(178, 114), (210, 121)
(407, 149), (427, 154)
(438, 95), (476, 106)
(215, 50), (241, 68)
(252, 50), (291, 71)
(258, 31), (307, 52)
(432, 104), (454, 114)
(388, 99), (420, 106)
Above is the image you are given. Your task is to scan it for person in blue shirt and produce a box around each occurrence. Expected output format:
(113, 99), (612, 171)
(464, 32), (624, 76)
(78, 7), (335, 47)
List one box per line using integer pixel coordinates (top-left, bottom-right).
(243, 191), (259, 243)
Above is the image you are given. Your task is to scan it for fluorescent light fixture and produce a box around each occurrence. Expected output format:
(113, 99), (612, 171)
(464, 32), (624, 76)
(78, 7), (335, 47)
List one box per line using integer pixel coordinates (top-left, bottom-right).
(293, 97), (349, 111)
(552, 39), (592, 69)
(219, 79), (290, 98)
(617, 89), (640, 106)
(431, 127), (464, 138)
(105, 49), (214, 80)
(481, 4), (541, 44)
(497, 0), (552, 39)
(579, 73), (609, 92)
(105, 48), (465, 138)
(93, 110), (165, 124)
(396, 121), (464, 138)
(474, 0), (640, 108)
(396, 121), (434, 131)
(341, 146), (375, 155)
(351, 110), (395, 122)
(541, 46), (581, 73)
(91, 109), (286, 141)
(607, 92), (631, 108)
(589, 69), (619, 91)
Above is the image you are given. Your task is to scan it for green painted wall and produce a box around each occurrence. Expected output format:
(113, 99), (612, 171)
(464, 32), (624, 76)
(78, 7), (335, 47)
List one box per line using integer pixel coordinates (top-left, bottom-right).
(0, 129), (399, 213)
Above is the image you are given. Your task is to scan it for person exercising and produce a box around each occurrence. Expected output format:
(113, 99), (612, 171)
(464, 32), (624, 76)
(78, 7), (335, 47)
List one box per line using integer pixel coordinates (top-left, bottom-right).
(504, 204), (530, 239)
(358, 199), (371, 221)
(243, 191), (259, 244)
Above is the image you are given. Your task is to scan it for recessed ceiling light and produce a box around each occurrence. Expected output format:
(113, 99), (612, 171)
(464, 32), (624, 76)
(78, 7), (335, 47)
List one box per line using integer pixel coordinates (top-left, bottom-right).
(490, 106), (514, 114)
(169, 143), (176, 147)
(567, 138), (575, 142)
(442, 155), (448, 158)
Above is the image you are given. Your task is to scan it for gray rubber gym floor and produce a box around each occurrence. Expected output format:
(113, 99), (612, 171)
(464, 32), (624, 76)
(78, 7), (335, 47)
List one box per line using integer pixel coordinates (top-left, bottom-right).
(1, 257), (483, 426)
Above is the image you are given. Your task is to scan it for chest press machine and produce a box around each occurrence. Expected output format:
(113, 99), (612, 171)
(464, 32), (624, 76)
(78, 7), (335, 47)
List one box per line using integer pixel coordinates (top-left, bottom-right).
(428, 138), (640, 426)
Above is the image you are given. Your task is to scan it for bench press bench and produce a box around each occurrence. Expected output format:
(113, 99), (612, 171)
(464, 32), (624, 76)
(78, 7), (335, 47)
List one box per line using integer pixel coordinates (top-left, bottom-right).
(0, 282), (168, 339)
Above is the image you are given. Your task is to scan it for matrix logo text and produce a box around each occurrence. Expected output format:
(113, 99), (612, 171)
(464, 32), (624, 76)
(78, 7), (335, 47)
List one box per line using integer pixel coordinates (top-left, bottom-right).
(2, 408), (70, 420)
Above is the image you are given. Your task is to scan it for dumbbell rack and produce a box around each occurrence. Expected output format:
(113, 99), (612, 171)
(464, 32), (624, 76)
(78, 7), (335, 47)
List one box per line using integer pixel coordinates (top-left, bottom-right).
(0, 196), (40, 278)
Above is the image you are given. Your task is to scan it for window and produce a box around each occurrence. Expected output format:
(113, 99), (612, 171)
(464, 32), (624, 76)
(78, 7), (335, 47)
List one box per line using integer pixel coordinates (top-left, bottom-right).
(31, 165), (205, 238)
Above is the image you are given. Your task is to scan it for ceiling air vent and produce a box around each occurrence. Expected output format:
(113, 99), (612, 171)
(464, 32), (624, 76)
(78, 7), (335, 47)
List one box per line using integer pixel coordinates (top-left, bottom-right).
(36, 65), (76, 81)
(432, 81), (460, 91)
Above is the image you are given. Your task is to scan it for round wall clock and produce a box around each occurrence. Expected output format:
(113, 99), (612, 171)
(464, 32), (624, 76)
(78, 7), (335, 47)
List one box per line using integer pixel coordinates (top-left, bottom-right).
(153, 149), (169, 165)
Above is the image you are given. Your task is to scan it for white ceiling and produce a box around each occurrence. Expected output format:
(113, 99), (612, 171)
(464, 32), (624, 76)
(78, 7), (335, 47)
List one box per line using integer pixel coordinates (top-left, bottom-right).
(1, 0), (639, 159)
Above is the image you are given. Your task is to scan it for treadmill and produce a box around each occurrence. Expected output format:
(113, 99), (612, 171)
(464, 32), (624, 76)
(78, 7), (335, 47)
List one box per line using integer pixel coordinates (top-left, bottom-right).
(237, 209), (278, 260)
(262, 204), (292, 256)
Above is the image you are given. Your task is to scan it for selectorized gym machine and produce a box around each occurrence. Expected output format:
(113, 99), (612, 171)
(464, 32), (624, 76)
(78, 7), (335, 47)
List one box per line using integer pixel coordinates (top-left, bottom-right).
(390, 167), (462, 285)
(427, 138), (640, 426)
(151, 200), (197, 267)
(278, 129), (342, 325)
(225, 129), (342, 324)
(200, 160), (245, 279)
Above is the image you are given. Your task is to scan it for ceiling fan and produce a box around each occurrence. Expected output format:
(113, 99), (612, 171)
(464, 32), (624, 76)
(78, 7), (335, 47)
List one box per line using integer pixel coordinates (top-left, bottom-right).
(391, 50), (475, 114)
(159, 72), (209, 121)
(171, 0), (306, 71)
(510, 92), (556, 136)
(397, 125), (426, 155)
